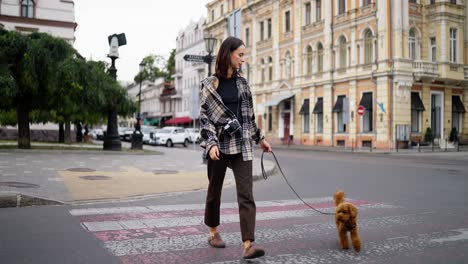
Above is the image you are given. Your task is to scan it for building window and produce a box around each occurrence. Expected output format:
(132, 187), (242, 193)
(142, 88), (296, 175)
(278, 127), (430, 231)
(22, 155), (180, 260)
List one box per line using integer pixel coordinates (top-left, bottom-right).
(305, 2), (311, 26)
(268, 57), (273, 81)
(260, 21), (264, 41)
(317, 43), (323, 72)
(268, 106), (273, 132)
(360, 92), (373, 132)
(411, 109), (421, 133)
(313, 98), (323, 133)
(221, 4), (224, 15)
(211, 10), (215, 21)
(231, 0), (236, 10)
(363, 0), (371, 6)
(450, 0), (457, 4)
(300, 99), (310, 133)
(409, 0), (417, 3)
(430, 37), (436, 62)
(285, 11), (291, 32)
(452, 95), (466, 134)
(430, 0), (435, 4)
(245, 28), (250, 46)
(338, 0), (346, 15)
(450, 28), (457, 63)
(339, 37), (347, 68)
(364, 30), (373, 64)
(245, 63), (250, 82)
(409, 28), (418, 60)
(261, 58), (265, 83)
(334, 95), (346, 132)
(306, 45), (313, 74)
(316, 0), (322, 21)
(21, 0), (34, 18)
(267, 18), (272, 39)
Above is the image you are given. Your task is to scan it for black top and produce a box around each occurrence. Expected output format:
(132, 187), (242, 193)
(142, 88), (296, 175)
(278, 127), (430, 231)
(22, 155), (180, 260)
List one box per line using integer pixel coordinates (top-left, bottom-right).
(217, 77), (241, 121)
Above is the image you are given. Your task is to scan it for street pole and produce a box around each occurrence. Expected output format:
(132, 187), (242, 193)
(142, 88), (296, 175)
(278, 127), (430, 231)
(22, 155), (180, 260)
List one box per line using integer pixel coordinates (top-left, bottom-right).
(131, 62), (145, 150)
(103, 56), (122, 151)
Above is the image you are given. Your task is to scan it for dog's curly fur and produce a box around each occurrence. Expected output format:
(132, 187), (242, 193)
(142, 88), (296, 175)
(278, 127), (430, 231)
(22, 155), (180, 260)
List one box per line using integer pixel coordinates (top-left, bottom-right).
(334, 190), (361, 252)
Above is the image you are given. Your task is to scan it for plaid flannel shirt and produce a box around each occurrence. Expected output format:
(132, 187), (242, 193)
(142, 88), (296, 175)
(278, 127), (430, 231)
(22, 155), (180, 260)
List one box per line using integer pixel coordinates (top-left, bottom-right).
(199, 74), (263, 161)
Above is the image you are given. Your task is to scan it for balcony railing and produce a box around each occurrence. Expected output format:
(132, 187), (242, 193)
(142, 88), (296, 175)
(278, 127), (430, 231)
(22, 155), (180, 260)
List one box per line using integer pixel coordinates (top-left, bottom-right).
(413, 60), (438, 80)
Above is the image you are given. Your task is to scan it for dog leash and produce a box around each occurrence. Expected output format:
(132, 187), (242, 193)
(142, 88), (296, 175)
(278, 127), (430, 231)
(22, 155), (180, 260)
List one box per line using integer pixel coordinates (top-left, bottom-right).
(261, 151), (334, 216)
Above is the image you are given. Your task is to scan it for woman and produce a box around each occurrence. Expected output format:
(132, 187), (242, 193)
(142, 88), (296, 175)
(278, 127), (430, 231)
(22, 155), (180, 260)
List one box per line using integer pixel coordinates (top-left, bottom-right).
(199, 36), (272, 259)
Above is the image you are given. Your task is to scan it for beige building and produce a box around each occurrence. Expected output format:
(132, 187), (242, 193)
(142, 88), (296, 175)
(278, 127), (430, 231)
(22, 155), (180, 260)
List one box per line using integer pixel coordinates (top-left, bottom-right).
(204, 0), (468, 149)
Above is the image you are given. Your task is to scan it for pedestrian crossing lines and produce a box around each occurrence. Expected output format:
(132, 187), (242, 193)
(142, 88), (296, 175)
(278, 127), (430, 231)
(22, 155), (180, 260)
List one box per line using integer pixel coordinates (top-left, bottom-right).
(69, 197), (465, 264)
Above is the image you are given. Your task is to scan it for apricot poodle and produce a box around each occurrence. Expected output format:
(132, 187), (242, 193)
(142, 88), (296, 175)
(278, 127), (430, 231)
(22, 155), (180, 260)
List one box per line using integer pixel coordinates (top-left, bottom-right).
(334, 190), (361, 252)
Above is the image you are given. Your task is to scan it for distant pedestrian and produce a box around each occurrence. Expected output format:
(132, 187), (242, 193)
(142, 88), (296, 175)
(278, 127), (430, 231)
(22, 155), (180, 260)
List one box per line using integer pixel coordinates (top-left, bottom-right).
(199, 36), (272, 259)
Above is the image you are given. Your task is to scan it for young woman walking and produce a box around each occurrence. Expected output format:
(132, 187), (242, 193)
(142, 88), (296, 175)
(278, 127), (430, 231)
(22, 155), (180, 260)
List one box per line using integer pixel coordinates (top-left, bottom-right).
(199, 36), (272, 259)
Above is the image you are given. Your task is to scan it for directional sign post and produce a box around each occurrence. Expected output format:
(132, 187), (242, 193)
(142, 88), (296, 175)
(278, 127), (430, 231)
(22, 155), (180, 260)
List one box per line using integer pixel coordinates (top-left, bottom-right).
(183, 54), (216, 77)
(183, 54), (205, 63)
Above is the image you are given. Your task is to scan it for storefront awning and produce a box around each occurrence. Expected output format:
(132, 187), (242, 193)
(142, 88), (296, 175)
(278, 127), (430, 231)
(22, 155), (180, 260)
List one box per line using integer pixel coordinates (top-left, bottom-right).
(164, 116), (193, 125)
(411, 92), (425, 111)
(312, 98), (323, 114)
(332, 96), (345, 113)
(452, 96), (466, 113)
(299, 99), (310, 115)
(262, 92), (294, 107)
(359, 93), (373, 110)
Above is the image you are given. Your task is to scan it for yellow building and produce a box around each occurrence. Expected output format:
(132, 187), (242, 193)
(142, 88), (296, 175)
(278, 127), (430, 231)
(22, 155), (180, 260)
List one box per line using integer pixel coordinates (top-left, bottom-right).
(204, 0), (468, 149)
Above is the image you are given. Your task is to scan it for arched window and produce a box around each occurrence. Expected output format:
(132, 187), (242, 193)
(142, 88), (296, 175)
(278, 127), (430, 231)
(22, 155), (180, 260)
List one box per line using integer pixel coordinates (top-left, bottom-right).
(317, 43), (324, 72)
(268, 56), (273, 81)
(364, 30), (373, 64)
(409, 28), (418, 60)
(339, 37), (347, 68)
(21, 0), (34, 18)
(306, 45), (313, 74)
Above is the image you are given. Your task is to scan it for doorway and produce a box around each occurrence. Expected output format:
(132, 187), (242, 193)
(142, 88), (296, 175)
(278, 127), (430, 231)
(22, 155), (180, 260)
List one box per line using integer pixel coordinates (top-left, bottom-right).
(431, 92), (443, 143)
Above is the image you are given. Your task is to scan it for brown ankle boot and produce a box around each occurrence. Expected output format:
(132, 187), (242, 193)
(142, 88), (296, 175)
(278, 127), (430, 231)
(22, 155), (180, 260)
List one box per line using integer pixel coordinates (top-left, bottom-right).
(243, 245), (265, 259)
(208, 233), (226, 248)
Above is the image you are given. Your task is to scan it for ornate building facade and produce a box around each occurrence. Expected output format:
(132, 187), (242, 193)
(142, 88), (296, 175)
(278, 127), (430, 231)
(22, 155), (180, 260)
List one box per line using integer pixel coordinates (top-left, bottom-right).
(204, 0), (468, 149)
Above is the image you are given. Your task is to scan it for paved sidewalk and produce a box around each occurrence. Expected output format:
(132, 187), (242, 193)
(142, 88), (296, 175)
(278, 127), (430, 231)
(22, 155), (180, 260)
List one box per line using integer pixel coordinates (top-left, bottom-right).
(0, 142), (275, 205)
(268, 142), (468, 155)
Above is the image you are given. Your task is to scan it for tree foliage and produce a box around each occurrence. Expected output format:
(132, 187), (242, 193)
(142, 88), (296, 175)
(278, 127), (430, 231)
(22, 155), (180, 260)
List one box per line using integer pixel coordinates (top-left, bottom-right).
(133, 49), (176, 83)
(0, 30), (136, 147)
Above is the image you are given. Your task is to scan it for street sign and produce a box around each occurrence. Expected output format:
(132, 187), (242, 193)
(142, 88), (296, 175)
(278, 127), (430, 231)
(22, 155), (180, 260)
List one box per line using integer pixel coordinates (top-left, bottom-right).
(183, 54), (205, 63)
(357, 105), (365, 116)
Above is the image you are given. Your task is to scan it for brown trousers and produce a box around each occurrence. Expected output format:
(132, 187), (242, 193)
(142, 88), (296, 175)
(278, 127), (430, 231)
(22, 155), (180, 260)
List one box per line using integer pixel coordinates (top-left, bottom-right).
(204, 152), (256, 242)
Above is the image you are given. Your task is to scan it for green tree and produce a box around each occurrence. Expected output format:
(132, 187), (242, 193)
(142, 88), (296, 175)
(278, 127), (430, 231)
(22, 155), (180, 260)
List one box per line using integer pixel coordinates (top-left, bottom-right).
(134, 54), (167, 83)
(0, 30), (74, 148)
(165, 48), (176, 82)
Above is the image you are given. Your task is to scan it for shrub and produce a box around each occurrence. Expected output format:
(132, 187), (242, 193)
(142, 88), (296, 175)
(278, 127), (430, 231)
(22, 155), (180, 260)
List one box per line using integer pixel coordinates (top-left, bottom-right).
(424, 127), (433, 143)
(449, 127), (458, 142)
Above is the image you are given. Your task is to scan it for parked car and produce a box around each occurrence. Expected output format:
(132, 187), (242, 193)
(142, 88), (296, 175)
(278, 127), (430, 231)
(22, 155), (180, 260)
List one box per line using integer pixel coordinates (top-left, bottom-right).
(141, 126), (153, 144)
(118, 127), (132, 140)
(185, 128), (200, 143)
(90, 129), (104, 140)
(154, 126), (190, 147)
(148, 128), (162, 145)
(123, 128), (134, 141)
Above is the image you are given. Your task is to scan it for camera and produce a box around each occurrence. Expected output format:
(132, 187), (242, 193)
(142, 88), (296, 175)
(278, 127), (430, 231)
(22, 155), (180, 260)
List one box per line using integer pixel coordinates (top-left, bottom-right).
(224, 119), (241, 136)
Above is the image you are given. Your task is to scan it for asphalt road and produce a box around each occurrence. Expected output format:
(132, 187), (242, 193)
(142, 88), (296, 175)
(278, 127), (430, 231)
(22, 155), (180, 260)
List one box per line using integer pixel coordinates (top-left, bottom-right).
(1, 148), (467, 263)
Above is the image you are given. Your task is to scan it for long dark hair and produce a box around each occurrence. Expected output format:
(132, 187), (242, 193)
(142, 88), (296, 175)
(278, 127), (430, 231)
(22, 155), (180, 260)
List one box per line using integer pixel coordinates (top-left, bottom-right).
(215, 36), (244, 79)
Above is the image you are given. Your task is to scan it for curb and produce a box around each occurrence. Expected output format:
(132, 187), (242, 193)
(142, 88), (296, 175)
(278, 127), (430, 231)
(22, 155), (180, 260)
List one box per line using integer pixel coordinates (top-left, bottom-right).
(0, 192), (64, 208)
(0, 148), (163, 155)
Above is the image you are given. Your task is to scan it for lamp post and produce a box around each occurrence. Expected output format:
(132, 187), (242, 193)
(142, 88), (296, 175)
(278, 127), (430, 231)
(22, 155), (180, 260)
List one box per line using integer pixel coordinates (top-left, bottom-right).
(203, 36), (217, 77)
(131, 61), (145, 149)
(103, 33), (126, 151)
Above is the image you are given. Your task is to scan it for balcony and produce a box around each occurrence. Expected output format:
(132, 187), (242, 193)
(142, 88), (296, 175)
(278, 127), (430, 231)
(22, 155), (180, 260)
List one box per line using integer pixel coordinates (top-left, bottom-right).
(412, 60), (438, 81)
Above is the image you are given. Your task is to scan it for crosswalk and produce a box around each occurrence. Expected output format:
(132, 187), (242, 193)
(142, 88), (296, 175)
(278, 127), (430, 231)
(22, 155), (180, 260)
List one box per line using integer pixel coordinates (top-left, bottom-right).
(69, 197), (467, 264)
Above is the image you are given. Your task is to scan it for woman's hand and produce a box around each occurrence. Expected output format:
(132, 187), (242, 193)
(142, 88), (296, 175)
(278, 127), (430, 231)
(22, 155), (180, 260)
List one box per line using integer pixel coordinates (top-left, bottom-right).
(259, 139), (272, 153)
(209, 145), (220, 160)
